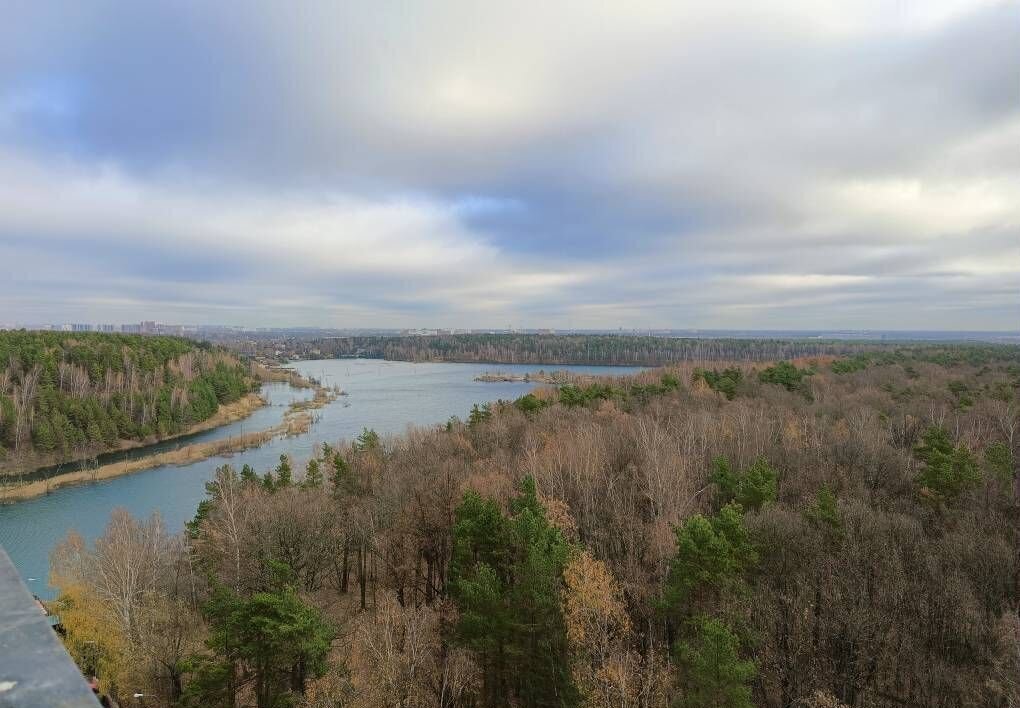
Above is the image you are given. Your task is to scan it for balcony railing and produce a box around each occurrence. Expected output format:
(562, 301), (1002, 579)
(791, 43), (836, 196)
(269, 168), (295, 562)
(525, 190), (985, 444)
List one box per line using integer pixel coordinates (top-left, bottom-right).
(0, 546), (99, 707)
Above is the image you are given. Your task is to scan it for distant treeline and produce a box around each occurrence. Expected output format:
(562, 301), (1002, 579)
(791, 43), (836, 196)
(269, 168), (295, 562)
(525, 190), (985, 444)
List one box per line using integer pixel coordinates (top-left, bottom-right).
(0, 331), (256, 467)
(303, 333), (996, 366)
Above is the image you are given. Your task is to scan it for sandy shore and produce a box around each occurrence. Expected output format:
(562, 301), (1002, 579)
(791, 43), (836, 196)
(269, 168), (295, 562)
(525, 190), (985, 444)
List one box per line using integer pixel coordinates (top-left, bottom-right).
(177, 391), (267, 435)
(0, 386), (338, 502)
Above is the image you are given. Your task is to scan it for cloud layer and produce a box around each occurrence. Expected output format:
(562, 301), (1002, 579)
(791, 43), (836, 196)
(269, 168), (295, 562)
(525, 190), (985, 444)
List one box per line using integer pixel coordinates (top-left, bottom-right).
(1, 0), (1017, 329)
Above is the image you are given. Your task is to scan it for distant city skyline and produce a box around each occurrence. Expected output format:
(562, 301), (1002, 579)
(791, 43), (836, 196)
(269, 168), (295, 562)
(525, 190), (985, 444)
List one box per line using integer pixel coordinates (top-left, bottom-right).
(2, 319), (1018, 343)
(1, 1), (1018, 330)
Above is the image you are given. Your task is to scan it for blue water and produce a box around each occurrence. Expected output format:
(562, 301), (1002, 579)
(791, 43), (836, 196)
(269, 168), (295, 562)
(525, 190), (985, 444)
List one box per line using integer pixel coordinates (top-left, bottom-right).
(0, 359), (640, 596)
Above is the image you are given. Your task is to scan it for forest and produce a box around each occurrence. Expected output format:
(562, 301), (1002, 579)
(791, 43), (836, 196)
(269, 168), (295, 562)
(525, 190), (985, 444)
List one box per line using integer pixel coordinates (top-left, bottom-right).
(0, 331), (256, 470)
(284, 334), (893, 367)
(50, 344), (1019, 707)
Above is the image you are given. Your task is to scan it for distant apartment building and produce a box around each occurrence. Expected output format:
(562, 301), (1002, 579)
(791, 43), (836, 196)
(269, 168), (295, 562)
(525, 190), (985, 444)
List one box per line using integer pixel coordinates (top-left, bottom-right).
(97, 324), (117, 332)
(121, 323), (142, 334)
(140, 321), (157, 334)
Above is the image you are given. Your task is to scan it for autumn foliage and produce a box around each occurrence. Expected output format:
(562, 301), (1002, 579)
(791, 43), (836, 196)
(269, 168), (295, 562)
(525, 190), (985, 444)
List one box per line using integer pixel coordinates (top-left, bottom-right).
(50, 346), (1020, 707)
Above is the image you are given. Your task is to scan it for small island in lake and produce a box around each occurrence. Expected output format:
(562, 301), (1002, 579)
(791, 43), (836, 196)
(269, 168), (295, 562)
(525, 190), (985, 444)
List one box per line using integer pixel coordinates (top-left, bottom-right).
(475, 369), (582, 384)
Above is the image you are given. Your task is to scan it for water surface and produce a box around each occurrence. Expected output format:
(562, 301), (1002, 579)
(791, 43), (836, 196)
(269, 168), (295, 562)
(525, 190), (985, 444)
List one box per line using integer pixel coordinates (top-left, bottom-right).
(20, 381), (315, 482)
(0, 359), (641, 596)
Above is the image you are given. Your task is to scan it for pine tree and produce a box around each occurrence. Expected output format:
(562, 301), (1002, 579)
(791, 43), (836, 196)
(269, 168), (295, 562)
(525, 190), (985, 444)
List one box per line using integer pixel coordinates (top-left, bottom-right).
(330, 453), (354, 498)
(184, 581), (333, 708)
(914, 426), (981, 502)
(275, 454), (292, 488)
(664, 505), (758, 708)
(805, 485), (841, 533)
(450, 477), (578, 707)
(240, 463), (259, 485)
(354, 428), (379, 452)
(984, 442), (1014, 484)
(674, 617), (755, 708)
(663, 503), (757, 615)
(302, 459), (323, 489)
(710, 456), (778, 511)
(32, 417), (57, 452)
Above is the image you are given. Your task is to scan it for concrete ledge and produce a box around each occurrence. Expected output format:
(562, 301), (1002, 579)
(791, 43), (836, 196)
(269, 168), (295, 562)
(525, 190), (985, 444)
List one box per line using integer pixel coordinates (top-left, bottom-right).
(0, 547), (99, 707)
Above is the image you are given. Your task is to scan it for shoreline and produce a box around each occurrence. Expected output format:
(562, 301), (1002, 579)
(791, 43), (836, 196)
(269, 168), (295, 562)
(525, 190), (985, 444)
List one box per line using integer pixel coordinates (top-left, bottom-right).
(0, 391), (268, 480)
(0, 383), (340, 503)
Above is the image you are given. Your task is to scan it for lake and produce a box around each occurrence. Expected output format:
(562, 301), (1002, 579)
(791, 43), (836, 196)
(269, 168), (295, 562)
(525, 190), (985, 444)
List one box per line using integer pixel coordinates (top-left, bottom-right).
(0, 359), (641, 597)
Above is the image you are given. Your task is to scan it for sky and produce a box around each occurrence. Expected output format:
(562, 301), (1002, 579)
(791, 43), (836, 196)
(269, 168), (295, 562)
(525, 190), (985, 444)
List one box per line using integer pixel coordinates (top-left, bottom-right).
(0, 1), (1017, 330)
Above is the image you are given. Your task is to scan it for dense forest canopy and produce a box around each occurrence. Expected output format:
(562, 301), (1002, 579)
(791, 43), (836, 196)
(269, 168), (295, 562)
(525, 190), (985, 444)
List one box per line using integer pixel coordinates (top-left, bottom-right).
(52, 344), (1020, 707)
(0, 331), (256, 467)
(278, 333), (1011, 367)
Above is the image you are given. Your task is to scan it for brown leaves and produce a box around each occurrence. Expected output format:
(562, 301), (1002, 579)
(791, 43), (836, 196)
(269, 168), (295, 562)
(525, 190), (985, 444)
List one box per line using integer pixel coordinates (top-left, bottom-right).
(50, 510), (198, 704)
(540, 493), (579, 542)
(562, 551), (672, 708)
(563, 550), (631, 654)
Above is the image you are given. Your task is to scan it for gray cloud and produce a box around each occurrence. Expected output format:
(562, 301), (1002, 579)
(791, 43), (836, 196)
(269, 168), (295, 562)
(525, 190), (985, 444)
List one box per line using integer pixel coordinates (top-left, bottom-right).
(0, 0), (1017, 329)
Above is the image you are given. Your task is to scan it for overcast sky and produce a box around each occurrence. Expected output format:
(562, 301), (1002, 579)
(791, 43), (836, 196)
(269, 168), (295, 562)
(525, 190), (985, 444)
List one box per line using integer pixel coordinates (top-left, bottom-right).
(1, 1), (1017, 330)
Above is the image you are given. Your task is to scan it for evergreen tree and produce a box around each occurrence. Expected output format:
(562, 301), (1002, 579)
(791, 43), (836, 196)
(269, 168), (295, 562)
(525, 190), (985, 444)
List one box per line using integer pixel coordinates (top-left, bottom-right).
(914, 426), (981, 502)
(984, 442), (1014, 484)
(693, 367), (742, 399)
(275, 454), (293, 488)
(184, 580), (333, 708)
(187, 465), (237, 539)
(32, 418), (57, 452)
(758, 361), (813, 396)
(674, 617), (755, 708)
(354, 428), (380, 452)
(86, 420), (104, 445)
(710, 457), (778, 511)
(513, 393), (549, 415)
(664, 504), (758, 708)
(663, 503), (757, 615)
(450, 477), (578, 707)
(240, 463), (259, 485)
(329, 452), (353, 498)
(302, 459), (323, 489)
(262, 471), (276, 493)
(468, 403), (492, 426)
(805, 485), (841, 534)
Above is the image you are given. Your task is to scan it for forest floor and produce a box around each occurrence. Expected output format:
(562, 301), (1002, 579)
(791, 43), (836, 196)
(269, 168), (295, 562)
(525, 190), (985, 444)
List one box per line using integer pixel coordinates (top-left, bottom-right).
(0, 384), (339, 502)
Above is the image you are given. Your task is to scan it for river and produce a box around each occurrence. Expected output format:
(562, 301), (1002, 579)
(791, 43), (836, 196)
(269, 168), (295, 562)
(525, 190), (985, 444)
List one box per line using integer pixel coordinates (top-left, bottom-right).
(0, 358), (641, 597)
